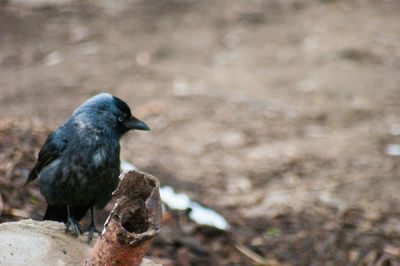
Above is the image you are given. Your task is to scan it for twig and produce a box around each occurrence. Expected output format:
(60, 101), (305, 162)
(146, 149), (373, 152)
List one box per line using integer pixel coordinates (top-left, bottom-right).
(234, 243), (289, 266)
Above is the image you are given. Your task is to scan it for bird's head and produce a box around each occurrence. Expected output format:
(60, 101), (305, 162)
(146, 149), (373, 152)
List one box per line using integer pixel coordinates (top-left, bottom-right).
(71, 93), (150, 138)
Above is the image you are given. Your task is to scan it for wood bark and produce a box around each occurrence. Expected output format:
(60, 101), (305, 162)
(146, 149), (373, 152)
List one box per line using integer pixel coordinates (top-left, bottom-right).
(85, 170), (162, 266)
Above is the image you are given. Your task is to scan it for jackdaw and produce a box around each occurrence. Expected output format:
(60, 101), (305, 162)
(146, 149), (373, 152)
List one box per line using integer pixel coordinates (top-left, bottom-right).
(27, 93), (150, 242)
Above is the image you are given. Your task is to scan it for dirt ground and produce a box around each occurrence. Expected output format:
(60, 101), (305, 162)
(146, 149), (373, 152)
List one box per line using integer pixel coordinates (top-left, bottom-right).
(1, 0), (400, 265)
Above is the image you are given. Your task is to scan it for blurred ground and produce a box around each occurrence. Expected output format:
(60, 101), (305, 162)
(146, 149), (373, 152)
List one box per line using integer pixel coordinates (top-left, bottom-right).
(1, 0), (400, 265)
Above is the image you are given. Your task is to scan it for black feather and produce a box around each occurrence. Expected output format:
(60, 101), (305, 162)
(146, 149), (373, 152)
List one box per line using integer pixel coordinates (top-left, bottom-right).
(27, 130), (67, 184)
(112, 96), (131, 115)
(44, 205), (89, 223)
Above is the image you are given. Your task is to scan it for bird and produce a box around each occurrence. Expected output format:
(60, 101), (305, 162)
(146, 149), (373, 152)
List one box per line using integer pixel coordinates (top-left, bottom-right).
(27, 93), (150, 242)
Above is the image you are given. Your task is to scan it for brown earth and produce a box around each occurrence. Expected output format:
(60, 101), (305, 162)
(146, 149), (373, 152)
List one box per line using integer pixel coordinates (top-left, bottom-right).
(1, 0), (400, 265)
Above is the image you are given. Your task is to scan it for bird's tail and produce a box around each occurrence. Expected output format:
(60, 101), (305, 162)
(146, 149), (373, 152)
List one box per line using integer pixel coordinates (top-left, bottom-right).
(43, 205), (89, 223)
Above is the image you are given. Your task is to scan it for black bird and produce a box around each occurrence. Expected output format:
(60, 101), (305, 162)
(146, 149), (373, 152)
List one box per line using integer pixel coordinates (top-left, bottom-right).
(27, 93), (150, 242)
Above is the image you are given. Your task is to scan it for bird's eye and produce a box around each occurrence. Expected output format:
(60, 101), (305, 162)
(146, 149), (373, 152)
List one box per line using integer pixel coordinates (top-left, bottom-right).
(118, 116), (124, 122)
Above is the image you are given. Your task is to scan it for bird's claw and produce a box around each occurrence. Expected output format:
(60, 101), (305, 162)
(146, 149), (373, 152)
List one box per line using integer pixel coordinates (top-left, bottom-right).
(65, 216), (84, 235)
(83, 224), (101, 243)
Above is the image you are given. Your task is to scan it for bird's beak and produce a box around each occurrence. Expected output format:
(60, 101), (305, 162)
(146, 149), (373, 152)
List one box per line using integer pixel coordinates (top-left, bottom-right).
(124, 116), (150, 131)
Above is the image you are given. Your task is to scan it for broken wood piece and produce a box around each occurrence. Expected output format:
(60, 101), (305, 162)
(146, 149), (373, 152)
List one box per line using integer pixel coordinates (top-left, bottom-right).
(85, 170), (162, 266)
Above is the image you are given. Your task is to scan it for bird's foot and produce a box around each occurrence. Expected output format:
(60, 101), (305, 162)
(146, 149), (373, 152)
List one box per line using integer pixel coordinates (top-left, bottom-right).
(84, 206), (101, 243)
(65, 216), (84, 235)
(83, 223), (101, 243)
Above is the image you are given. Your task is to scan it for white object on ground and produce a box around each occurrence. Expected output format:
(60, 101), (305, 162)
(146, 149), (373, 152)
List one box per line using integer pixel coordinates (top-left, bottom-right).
(390, 124), (400, 136)
(121, 161), (230, 230)
(121, 160), (138, 171)
(386, 144), (400, 156)
(160, 186), (230, 230)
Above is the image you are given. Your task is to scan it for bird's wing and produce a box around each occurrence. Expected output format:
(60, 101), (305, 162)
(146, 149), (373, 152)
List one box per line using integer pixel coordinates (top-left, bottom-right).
(27, 128), (68, 184)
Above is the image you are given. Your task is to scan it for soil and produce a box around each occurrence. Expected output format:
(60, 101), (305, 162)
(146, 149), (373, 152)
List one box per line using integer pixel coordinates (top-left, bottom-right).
(1, 0), (400, 265)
